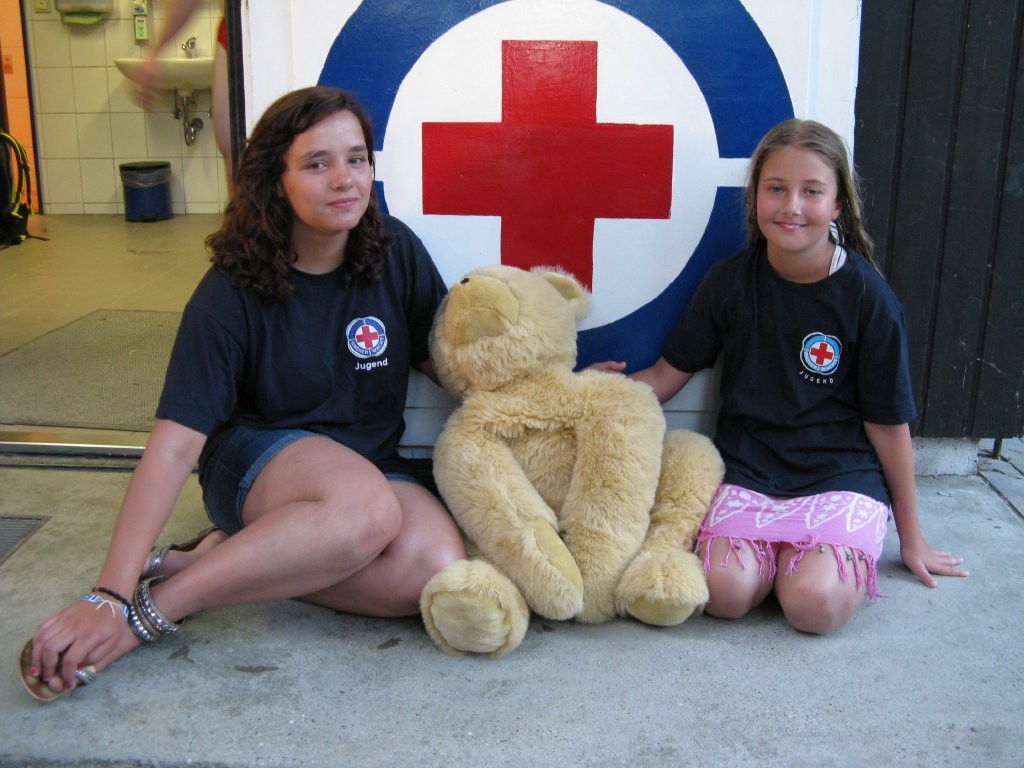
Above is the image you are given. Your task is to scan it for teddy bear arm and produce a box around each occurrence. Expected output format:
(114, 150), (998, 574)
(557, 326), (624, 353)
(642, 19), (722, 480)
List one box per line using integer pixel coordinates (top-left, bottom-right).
(434, 427), (585, 620)
(558, 374), (666, 523)
(559, 376), (668, 623)
(435, 424), (559, 541)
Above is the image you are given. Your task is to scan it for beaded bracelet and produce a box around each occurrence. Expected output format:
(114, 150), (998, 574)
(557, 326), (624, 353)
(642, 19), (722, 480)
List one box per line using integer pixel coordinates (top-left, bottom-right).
(81, 592), (130, 620)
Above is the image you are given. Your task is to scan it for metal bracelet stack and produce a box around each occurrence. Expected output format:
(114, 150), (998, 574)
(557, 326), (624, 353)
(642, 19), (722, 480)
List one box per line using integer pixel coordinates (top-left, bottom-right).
(127, 577), (181, 643)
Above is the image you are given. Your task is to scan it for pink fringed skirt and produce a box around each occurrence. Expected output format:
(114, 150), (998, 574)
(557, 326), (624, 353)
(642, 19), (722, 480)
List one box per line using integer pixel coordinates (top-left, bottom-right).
(695, 483), (890, 600)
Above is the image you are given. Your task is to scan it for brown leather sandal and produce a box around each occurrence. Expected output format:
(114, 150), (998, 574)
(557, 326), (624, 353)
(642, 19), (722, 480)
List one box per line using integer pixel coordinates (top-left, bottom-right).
(19, 640), (97, 702)
(143, 525), (222, 579)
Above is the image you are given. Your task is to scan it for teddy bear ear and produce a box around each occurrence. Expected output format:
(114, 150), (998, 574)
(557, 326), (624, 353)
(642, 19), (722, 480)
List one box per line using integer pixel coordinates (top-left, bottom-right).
(534, 267), (590, 322)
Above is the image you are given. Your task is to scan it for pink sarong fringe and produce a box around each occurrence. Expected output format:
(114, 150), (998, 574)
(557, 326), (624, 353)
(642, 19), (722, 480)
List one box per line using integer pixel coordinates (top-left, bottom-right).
(695, 484), (888, 601)
(696, 529), (885, 601)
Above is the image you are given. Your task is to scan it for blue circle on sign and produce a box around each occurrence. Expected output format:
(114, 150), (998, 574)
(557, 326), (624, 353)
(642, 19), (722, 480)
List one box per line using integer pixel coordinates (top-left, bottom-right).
(319, 0), (793, 369)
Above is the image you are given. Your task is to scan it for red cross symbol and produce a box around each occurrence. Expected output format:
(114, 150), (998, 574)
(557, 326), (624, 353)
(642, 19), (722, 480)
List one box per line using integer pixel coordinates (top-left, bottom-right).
(810, 342), (835, 366)
(422, 39), (673, 289)
(355, 325), (380, 349)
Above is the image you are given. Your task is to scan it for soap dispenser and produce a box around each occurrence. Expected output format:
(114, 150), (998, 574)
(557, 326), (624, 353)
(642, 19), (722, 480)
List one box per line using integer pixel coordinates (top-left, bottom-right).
(132, 0), (149, 42)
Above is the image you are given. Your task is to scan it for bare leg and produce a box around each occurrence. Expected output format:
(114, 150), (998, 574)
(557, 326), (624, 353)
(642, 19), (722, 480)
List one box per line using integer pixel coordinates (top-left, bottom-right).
(191, 479), (459, 614)
(302, 479), (464, 616)
(774, 545), (866, 634)
(211, 42), (232, 190)
(159, 437), (463, 617)
(696, 537), (775, 620)
(146, 438), (400, 619)
(84, 437), (462, 677)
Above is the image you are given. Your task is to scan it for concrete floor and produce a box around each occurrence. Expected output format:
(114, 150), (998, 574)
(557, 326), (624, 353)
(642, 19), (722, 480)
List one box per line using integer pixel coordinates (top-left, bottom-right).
(0, 440), (1021, 768)
(1, 216), (1022, 766)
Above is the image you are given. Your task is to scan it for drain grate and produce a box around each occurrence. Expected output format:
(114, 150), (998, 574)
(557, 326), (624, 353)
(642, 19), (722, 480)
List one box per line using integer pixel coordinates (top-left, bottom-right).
(0, 516), (49, 566)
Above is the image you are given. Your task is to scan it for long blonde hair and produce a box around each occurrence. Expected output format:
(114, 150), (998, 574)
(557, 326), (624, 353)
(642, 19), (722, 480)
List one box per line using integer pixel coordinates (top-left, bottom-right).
(744, 119), (875, 264)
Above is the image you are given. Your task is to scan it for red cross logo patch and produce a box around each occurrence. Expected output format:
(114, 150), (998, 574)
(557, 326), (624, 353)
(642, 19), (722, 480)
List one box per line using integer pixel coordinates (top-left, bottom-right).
(800, 332), (842, 376)
(346, 316), (388, 359)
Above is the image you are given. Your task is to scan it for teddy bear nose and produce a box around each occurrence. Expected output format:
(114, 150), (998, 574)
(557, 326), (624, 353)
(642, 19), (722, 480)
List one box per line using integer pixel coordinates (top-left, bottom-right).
(460, 278), (470, 285)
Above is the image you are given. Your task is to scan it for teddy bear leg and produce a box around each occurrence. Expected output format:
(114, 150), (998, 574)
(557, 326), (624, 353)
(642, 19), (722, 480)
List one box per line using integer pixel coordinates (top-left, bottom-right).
(615, 548), (709, 627)
(615, 429), (725, 627)
(420, 559), (531, 657)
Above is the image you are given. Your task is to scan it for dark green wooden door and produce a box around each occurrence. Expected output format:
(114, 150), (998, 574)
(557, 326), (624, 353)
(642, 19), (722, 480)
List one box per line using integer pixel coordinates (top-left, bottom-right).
(855, 0), (1024, 438)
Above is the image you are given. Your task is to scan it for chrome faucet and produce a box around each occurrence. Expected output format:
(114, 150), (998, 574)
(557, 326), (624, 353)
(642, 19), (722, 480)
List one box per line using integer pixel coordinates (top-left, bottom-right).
(182, 36), (198, 58)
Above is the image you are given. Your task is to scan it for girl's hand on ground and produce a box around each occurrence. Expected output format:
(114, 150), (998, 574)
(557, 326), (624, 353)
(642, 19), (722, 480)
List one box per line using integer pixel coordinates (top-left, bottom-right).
(900, 538), (969, 587)
(30, 599), (132, 692)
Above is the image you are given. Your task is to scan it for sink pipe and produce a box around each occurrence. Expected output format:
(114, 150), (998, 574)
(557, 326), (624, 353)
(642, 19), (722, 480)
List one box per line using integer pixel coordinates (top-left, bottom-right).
(173, 91), (204, 146)
(175, 37), (203, 145)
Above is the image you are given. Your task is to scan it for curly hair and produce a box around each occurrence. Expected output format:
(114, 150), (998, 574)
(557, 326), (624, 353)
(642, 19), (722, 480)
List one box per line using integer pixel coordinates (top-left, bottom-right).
(743, 118), (875, 265)
(206, 86), (391, 302)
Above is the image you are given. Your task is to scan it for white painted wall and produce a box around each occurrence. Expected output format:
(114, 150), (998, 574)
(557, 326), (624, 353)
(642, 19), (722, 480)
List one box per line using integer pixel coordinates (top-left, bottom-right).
(237, 1), (862, 453)
(240, 2), (860, 144)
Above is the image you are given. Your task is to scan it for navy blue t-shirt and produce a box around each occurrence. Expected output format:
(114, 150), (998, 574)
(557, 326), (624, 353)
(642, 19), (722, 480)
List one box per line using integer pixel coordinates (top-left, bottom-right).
(662, 245), (916, 505)
(156, 215), (446, 474)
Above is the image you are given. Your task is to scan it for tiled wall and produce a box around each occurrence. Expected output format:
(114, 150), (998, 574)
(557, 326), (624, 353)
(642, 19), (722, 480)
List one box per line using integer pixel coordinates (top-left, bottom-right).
(20, 0), (228, 215)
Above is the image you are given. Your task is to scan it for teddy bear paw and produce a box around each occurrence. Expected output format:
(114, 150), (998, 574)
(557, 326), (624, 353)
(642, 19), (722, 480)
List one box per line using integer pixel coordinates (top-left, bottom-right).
(420, 560), (531, 657)
(614, 547), (709, 627)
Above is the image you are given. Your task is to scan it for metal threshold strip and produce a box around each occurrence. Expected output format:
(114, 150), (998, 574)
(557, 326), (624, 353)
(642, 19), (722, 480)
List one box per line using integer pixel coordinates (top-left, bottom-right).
(0, 428), (147, 458)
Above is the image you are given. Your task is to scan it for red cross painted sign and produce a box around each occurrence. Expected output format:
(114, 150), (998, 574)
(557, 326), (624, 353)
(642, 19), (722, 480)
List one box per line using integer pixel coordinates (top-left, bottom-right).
(319, 0), (792, 369)
(422, 39), (672, 289)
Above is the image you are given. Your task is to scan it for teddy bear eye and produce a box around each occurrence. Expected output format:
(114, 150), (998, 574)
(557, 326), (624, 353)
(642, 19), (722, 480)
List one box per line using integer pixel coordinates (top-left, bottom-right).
(460, 278), (470, 285)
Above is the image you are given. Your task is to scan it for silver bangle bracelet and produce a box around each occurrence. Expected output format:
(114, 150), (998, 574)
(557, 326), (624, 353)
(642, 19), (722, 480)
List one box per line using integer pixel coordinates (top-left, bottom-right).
(127, 602), (159, 642)
(128, 577), (181, 642)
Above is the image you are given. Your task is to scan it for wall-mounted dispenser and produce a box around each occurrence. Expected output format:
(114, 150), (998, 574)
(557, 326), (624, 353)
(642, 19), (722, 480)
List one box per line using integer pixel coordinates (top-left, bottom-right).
(132, 0), (149, 42)
(54, 0), (115, 25)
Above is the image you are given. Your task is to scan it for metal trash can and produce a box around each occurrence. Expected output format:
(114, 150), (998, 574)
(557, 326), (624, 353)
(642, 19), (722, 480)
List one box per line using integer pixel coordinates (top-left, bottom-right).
(120, 161), (172, 222)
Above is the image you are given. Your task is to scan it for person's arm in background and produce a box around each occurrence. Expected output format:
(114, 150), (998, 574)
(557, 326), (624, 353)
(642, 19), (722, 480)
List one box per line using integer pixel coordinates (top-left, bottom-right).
(131, 0), (203, 109)
(631, 358), (694, 404)
(588, 357), (693, 403)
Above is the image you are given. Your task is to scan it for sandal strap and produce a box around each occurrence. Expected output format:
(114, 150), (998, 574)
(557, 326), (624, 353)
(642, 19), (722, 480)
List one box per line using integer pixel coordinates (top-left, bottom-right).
(143, 527), (220, 580)
(143, 545), (169, 580)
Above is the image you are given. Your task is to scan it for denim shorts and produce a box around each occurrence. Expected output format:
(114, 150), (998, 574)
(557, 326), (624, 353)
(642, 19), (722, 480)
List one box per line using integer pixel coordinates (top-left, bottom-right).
(198, 425), (422, 535)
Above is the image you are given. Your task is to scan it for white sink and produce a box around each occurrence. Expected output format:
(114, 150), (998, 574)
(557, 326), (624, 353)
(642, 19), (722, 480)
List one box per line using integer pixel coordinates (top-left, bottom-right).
(114, 56), (214, 94)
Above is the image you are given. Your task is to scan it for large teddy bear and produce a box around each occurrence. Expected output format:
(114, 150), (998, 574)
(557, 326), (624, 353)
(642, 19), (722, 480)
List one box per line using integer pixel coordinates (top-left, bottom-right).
(420, 265), (724, 656)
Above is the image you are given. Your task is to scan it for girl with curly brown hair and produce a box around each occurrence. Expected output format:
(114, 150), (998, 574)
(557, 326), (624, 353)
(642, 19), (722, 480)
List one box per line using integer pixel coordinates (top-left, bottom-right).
(21, 86), (465, 699)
